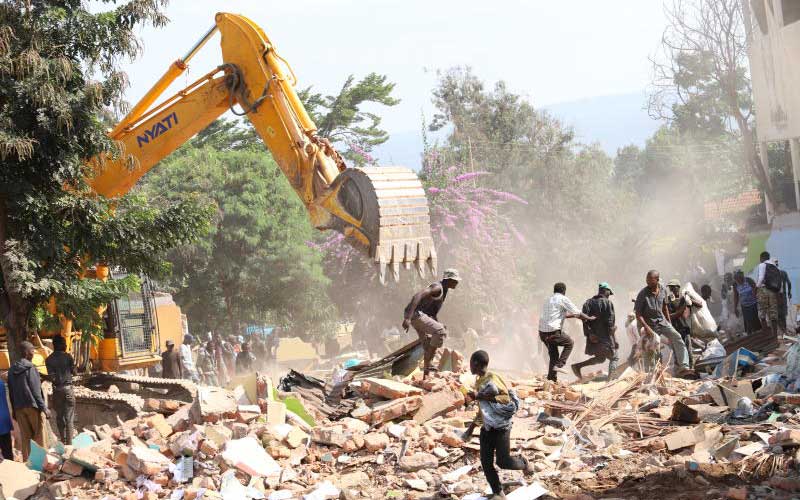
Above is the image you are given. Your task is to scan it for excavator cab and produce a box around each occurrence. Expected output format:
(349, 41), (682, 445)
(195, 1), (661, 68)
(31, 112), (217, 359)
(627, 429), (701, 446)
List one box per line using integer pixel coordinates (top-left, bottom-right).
(94, 272), (162, 373)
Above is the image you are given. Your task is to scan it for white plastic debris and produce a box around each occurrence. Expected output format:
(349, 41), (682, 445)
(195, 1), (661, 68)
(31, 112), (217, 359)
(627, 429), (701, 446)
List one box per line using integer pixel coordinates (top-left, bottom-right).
(441, 464), (473, 483)
(170, 456), (193, 483)
(303, 481), (340, 500)
(222, 437), (281, 477)
(506, 482), (549, 500)
(268, 491), (293, 500)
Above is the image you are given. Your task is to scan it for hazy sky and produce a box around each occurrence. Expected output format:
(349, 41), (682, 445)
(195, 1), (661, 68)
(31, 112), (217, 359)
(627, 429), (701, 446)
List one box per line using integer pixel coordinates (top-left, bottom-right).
(119, 0), (668, 135)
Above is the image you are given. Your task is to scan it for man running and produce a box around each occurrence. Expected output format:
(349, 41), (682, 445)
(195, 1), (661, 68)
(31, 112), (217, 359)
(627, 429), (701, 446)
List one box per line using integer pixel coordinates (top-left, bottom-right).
(538, 282), (594, 382)
(634, 270), (696, 378)
(462, 350), (533, 499)
(403, 269), (461, 379)
(572, 283), (618, 381)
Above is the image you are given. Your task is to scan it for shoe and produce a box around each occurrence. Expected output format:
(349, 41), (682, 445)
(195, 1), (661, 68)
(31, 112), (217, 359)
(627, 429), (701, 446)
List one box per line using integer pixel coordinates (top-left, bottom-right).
(489, 494), (507, 500)
(571, 364), (583, 380)
(523, 457), (536, 475)
(677, 368), (699, 380)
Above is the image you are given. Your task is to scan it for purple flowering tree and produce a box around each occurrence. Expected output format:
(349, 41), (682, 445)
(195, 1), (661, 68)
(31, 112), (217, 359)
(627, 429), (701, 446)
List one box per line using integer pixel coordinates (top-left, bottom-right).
(310, 147), (529, 331)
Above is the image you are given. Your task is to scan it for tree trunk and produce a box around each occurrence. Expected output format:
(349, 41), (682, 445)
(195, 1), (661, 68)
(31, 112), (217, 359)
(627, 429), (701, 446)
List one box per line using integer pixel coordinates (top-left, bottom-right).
(735, 113), (777, 205)
(222, 285), (237, 338)
(0, 196), (31, 364)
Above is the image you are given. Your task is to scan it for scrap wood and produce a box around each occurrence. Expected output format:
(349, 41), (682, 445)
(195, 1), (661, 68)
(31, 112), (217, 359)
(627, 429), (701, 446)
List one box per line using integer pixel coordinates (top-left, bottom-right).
(349, 339), (423, 379)
(571, 373), (646, 445)
(738, 452), (785, 481)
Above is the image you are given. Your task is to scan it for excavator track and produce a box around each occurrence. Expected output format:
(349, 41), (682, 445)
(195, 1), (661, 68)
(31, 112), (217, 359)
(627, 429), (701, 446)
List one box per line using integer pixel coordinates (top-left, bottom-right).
(84, 372), (197, 403)
(70, 385), (144, 429)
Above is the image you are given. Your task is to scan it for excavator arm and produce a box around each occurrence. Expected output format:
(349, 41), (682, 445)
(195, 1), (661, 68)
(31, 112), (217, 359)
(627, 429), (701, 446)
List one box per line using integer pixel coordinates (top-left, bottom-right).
(88, 12), (436, 282)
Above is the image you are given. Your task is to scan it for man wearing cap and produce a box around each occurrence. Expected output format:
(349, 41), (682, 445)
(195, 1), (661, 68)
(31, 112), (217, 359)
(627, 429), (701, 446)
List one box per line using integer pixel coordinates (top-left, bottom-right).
(403, 269), (461, 379)
(635, 270), (696, 379)
(538, 282), (595, 382)
(571, 283), (618, 381)
(667, 279), (703, 369)
(161, 340), (183, 380)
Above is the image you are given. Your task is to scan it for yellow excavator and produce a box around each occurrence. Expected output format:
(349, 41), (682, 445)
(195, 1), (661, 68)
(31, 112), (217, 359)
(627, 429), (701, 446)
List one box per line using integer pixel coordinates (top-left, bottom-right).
(1, 12), (436, 426)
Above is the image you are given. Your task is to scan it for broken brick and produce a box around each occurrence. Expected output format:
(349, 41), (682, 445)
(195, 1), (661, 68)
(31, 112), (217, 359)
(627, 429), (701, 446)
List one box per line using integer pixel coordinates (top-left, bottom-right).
(399, 452), (438, 472)
(361, 377), (424, 399)
(364, 432), (390, 452)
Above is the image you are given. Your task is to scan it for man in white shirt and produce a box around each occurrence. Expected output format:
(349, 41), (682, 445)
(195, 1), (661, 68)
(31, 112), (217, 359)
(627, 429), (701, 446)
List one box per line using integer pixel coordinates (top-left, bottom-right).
(538, 282), (594, 382)
(756, 251), (782, 337)
(180, 334), (200, 383)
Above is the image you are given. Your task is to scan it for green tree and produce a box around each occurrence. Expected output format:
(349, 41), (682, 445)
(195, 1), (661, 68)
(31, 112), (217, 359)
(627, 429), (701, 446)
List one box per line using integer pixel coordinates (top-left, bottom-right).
(648, 0), (774, 202)
(298, 73), (399, 165)
(0, 0), (212, 362)
(427, 67), (640, 292)
(141, 144), (333, 339)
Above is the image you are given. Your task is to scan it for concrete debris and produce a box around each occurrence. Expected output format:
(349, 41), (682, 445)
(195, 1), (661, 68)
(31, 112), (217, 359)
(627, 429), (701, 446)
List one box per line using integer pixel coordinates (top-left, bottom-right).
(360, 377), (423, 399)
(191, 386), (238, 424)
(1, 459), (41, 500)
(12, 334), (800, 500)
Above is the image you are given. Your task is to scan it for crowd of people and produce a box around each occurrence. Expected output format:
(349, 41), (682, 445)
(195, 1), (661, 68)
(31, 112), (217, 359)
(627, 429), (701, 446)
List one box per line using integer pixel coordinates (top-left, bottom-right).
(400, 253), (795, 388)
(537, 252), (794, 383)
(159, 330), (279, 387)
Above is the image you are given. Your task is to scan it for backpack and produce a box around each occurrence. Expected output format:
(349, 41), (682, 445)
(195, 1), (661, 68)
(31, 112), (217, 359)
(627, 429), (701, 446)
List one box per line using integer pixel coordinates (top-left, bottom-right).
(764, 262), (782, 293)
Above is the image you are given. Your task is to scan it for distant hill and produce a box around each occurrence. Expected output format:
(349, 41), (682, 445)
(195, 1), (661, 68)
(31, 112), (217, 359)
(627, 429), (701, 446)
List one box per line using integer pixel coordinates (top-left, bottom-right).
(544, 91), (662, 155)
(373, 91), (662, 170)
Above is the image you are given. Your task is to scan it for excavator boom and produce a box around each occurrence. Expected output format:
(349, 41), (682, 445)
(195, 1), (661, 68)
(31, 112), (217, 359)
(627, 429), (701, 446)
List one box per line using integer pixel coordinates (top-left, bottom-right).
(89, 12), (436, 282)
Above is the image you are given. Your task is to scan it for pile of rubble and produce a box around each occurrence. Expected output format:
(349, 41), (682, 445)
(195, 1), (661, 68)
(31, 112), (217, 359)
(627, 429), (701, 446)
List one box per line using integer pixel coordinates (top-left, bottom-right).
(6, 340), (800, 500)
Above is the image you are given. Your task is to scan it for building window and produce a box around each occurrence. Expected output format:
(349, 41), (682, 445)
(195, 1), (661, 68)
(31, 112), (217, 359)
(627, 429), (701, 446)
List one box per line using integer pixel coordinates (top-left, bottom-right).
(783, 0), (800, 26)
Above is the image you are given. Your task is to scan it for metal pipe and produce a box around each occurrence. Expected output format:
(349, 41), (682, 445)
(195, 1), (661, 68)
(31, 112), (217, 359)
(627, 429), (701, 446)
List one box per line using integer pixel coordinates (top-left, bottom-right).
(182, 24), (219, 64)
(110, 24), (219, 138)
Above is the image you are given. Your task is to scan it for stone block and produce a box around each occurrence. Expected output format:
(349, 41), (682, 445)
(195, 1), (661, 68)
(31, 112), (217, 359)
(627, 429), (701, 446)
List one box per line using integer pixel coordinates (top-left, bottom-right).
(127, 446), (170, 475)
(363, 432), (390, 452)
(146, 413), (173, 438)
(204, 424), (233, 447)
(354, 396), (422, 425)
(361, 378), (423, 399)
(399, 452), (438, 472)
(285, 426), (309, 449)
(312, 426), (347, 448)
(664, 424), (706, 451)
(266, 400), (287, 426)
(191, 386), (238, 424)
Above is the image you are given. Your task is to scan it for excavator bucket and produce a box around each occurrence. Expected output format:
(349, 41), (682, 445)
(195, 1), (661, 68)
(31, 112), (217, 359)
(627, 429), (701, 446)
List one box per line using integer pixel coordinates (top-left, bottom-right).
(331, 166), (437, 283)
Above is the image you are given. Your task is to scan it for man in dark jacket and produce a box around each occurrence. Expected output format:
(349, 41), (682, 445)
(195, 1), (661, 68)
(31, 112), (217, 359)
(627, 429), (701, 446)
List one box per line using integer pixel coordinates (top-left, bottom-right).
(45, 335), (76, 444)
(7, 341), (49, 460)
(161, 340), (183, 379)
(236, 342), (256, 375)
(571, 283), (618, 381)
